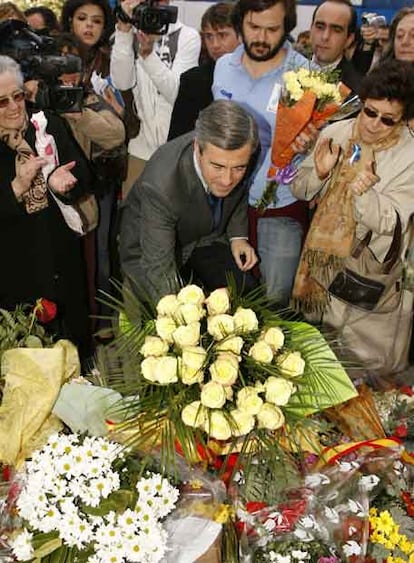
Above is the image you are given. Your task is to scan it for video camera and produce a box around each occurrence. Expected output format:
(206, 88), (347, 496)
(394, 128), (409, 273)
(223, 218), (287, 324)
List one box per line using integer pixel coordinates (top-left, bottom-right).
(0, 20), (84, 113)
(361, 13), (387, 28)
(114, 0), (178, 35)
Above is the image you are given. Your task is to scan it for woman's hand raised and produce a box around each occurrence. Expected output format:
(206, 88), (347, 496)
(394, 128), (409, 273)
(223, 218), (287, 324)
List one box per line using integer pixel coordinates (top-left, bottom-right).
(48, 161), (78, 195)
(314, 137), (341, 180)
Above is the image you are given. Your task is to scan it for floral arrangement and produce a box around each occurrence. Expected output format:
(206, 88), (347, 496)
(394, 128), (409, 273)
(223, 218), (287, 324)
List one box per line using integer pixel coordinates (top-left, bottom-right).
(6, 433), (179, 563)
(373, 386), (414, 440)
(104, 283), (356, 483)
(257, 68), (350, 211)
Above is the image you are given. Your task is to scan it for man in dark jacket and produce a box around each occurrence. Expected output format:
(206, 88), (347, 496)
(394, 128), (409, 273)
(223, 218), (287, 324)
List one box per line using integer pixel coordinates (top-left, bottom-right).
(168, 3), (240, 140)
(310, 0), (363, 94)
(120, 100), (259, 302)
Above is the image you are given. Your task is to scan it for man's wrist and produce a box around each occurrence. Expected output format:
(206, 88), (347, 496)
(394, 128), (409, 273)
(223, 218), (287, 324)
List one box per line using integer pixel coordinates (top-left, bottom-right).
(117, 21), (133, 33)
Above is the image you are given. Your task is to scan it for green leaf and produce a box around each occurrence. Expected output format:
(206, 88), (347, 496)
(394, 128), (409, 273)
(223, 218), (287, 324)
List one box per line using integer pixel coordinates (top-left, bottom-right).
(82, 488), (135, 516)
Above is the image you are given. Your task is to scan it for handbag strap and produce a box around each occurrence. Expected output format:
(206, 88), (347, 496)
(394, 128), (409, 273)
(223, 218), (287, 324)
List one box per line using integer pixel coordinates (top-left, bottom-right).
(352, 212), (402, 273)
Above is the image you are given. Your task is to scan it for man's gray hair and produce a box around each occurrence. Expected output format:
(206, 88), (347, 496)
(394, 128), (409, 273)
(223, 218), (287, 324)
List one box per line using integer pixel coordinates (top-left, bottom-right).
(0, 56), (24, 88)
(195, 100), (259, 152)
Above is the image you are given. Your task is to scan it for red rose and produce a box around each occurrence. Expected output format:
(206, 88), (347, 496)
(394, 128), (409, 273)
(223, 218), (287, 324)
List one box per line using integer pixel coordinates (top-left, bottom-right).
(394, 424), (408, 438)
(34, 298), (57, 323)
(400, 385), (414, 397)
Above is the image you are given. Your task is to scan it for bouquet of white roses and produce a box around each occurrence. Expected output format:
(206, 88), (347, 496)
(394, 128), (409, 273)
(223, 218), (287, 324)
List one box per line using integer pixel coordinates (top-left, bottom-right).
(5, 433), (179, 563)
(105, 284), (356, 473)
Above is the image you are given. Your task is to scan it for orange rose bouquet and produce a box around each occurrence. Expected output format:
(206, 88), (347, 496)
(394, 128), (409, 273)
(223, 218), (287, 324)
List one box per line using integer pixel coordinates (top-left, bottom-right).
(257, 68), (350, 211)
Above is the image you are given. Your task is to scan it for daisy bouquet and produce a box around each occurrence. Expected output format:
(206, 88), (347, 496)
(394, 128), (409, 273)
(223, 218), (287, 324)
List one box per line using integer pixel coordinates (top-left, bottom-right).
(4, 433), (179, 563)
(257, 68), (350, 211)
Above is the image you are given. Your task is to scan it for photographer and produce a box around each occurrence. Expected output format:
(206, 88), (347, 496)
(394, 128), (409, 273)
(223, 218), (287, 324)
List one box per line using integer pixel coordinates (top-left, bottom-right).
(110, 0), (201, 195)
(0, 55), (94, 360)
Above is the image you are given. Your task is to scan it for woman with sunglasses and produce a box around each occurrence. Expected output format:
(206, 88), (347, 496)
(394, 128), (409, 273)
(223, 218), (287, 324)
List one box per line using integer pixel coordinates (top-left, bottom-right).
(290, 59), (414, 387)
(0, 55), (94, 361)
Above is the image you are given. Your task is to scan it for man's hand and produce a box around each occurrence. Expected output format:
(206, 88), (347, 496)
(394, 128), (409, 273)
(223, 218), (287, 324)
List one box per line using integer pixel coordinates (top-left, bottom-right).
(349, 161), (379, 196)
(137, 30), (159, 58)
(117, 0), (142, 31)
(360, 24), (377, 48)
(231, 239), (258, 271)
(291, 123), (319, 154)
(314, 137), (341, 180)
(48, 161), (78, 194)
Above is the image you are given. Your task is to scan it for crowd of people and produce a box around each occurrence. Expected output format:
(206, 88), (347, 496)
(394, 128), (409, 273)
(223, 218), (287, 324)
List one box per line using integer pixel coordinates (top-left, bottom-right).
(1, 0), (414, 386)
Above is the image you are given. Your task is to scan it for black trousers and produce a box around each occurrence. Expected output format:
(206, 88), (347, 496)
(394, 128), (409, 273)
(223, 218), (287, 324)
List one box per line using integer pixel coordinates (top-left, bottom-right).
(180, 242), (258, 296)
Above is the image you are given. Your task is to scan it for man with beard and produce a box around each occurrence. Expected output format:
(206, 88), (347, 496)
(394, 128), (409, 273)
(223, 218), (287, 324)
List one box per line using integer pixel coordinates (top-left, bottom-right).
(213, 0), (317, 305)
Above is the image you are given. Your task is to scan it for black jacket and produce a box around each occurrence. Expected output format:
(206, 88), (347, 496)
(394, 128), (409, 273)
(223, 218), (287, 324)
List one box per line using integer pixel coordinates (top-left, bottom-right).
(335, 56), (364, 95)
(0, 111), (93, 354)
(168, 60), (215, 141)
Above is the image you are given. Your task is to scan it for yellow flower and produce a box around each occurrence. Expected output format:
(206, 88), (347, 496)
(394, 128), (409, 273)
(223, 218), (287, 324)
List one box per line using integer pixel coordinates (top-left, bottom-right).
(200, 381), (227, 409)
(249, 341), (274, 364)
(265, 376), (296, 406)
(233, 307), (259, 333)
(175, 302), (205, 324)
(156, 294), (179, 317)
(213, 504), (235, 524)
(140, 335), (169, 357)
(216, 336), (244, 355)
(257, 402), (285, 430)
(261, 326), (285, 352)
(205, 288), (230, 316)
(209, 353), (239, 386)
(236, 386), (263, 415)
(180, 346), (206, 384)
(207, 314), (235, 340)
(177, 285), (205, 306)
(181, 401), (208, 428)
(172, 322), (201, 348)
(155, 316), (177, 343)
(204, 410), (232, 440)
(180, 362), (205, 385)
(230, 408), (255, 436)
(277, 351), (305, 378)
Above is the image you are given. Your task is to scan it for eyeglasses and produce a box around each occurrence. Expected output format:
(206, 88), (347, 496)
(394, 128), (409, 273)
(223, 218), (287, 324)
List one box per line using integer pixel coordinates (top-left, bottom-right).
(362, 106), (401, 127)
(0, 90), (26, 109)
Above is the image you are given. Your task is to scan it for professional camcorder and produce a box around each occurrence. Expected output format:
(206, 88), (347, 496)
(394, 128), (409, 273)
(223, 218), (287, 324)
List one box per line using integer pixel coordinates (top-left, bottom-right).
(115, 0), (178, 35)
(0, 20), (84, 113)
(361, 12), (387, 28)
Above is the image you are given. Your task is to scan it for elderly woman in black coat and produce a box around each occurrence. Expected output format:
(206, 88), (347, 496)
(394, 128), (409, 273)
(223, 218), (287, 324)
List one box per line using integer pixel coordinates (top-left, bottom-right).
(0, 55), (94, 359)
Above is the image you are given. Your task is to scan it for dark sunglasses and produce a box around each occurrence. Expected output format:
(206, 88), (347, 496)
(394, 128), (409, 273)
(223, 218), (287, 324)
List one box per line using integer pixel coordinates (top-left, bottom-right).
(362, 106), (400, 127)
(0, 90), (26, 109)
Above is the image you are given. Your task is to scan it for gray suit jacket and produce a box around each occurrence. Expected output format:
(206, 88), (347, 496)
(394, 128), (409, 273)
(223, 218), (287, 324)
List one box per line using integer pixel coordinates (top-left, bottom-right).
(119, 133), (250, 301)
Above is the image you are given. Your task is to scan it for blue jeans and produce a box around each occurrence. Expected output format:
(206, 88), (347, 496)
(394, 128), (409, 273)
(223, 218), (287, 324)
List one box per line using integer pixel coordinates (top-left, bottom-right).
(257, 216), (303, 305)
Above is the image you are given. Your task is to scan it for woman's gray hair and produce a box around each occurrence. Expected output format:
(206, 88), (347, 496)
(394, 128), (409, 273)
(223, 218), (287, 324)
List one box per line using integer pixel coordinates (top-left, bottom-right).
(195, 100), (259, 152)
(0, 56), (24, 88)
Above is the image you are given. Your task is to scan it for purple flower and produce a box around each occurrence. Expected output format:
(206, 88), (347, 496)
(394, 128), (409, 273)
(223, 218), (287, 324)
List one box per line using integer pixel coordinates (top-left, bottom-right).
(275, 164), (298, 184)
(318, 557), (339, 563)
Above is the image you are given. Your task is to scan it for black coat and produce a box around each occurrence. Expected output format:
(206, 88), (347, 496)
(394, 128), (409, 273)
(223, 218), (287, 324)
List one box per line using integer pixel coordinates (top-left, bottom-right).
(168, 60), (215, 141)
(0, 111), (94, 355)
(336, 56), (364, 95)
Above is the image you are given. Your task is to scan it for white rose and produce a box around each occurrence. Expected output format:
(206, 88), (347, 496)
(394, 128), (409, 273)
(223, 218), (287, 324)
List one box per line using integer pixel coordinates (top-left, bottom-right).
(233, 307), (259, 333)
(207, 314), (235, 340)
(265, 376), (296, 406)
(236, 386), (263, 415)
(205, 288), (230, 316)
(177, 285), (205, 306)
(249, 341), (274, 364)
(156, 356), (179, 385)
(156, 294), (179, 317)
(261, 327), (285, 352)
(155, 317), (177, 343)
(204, 410), (232, 441)
(277, 351), (305, 378)
(140, 336), (169, 358)
(230, 409), (255, 437)
(175, 302), (205, 325)
(173, 322), (201, 348)
(257, 403), (285, 430)
(209, 353), (239, 387)
(141, 356), (159, 383)
(180, 363), (204, 385)
(181, 401), (208, 428)
(200, 381), (227, 409)
(216, 336), (244, 355)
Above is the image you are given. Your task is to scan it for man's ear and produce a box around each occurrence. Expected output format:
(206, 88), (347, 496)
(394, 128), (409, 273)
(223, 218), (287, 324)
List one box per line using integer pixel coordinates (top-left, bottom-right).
(345, 32), (355, 50)
(194, 138), (201, 157)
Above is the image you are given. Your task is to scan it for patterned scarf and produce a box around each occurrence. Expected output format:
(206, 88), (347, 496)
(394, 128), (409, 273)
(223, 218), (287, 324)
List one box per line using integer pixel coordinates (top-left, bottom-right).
(0, 115), (48, 214)
(292, 114), (402, 313)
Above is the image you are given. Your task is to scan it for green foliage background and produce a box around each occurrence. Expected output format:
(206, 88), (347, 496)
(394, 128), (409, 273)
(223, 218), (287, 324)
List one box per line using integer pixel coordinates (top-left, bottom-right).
(14, 0), (65, 17)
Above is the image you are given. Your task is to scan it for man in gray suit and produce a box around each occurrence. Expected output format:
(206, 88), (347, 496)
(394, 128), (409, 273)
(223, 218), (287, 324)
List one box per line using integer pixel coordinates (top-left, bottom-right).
(119, 100), (259, 301)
